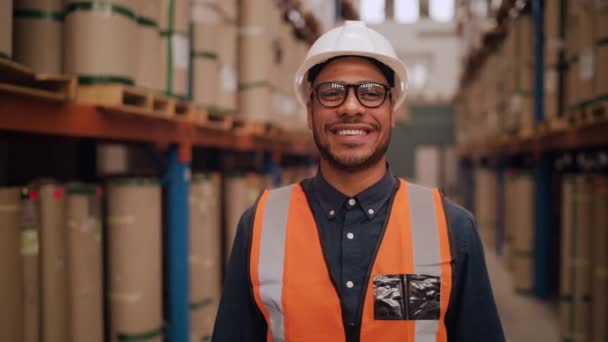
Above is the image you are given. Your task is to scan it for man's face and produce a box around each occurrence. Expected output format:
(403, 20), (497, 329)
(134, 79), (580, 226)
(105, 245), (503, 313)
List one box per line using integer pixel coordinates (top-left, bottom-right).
(307, 57), (395, 172)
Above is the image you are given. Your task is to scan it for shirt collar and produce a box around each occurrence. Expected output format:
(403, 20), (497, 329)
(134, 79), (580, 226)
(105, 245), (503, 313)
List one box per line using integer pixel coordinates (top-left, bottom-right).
(312, 165), (397, 220)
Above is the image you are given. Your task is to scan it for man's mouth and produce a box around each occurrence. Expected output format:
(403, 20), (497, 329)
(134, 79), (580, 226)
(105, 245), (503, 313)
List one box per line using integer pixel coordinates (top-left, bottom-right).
(336, 129), (368, 136)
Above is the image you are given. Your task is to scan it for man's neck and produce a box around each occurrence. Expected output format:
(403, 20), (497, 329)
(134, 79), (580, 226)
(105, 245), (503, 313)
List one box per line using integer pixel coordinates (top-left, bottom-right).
(319, 158), (388, 197)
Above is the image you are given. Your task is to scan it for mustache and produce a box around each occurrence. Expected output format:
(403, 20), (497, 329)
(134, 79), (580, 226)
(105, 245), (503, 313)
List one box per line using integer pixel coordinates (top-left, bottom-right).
(326, 117), (380, 130)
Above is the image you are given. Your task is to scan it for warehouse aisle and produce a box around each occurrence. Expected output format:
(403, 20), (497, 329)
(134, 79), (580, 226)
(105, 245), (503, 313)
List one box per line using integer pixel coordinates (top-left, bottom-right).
(485, 249), (560, 341)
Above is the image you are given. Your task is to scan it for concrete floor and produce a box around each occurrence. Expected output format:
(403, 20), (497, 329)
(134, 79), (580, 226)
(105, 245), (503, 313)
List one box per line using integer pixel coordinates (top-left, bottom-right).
(485, 248), (560, 341)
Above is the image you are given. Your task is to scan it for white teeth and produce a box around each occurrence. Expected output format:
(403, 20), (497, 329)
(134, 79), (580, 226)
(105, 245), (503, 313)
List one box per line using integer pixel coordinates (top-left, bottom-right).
(337, 129), (366, 136)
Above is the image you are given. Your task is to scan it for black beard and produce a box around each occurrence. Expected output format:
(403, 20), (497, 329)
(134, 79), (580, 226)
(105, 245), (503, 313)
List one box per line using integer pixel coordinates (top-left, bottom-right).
(312, 120), (390, 173)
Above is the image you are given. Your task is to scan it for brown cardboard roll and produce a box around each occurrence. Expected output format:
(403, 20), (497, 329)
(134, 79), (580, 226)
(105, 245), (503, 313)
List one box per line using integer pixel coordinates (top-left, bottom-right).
(190, 173), (222, 339)
(0, 188), (24, 342)
(544, 0), (562, 67)
(224, 175), (250, 262)
(592, 175), (608, 342)
(559, 175), (575, 341)
(12, 14), (63, 74)
(238, 30), (272, 85)
(39, 184), (68, 342)
(136, 25), (163, 90)
(193, 22), (218, 53)
(137, 0), (160, 22)
(0, 0), (12, 58)
(573, 176), (592, 341)
(66, 185), (103, 342)
(160, 32), (190, 97)
(217, 23), (237, 113)
(513, 174), (534, 292)
(193, 57), (219, 107)
(596, 6), (608, 41)
(191, 0), (221, 25)
(544, 67), (559, 118)
(239, 0), (271, 28)
(20, 187), (40, 342)
(64, 2), (138, 84)
(596, 45), (608, 99)
(217, 0), (236, 23)
(107, 180), (163, 342)
(238, 85), (271, 122)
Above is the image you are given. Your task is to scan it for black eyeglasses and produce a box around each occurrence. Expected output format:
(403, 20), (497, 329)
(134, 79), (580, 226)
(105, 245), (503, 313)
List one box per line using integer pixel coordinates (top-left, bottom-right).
(312, 81), (391, 109)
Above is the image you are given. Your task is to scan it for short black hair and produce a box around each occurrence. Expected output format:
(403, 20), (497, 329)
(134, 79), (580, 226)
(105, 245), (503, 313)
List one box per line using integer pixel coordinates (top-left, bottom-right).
(306, 56), (395, 87)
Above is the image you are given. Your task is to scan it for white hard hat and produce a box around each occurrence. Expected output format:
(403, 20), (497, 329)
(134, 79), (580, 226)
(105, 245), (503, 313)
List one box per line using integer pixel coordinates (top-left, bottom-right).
(294, 20), (408, 111)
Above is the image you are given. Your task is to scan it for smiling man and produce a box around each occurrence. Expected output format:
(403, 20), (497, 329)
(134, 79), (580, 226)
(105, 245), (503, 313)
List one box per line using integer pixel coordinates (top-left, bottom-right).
(212, 21), (505, 342)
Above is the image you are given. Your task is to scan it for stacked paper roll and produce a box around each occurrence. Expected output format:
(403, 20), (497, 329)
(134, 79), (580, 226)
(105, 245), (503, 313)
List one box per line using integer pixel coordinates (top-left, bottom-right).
(217, 24), (238, 115)
(39, 184), (68, 342)
(0, 188), (24, 342)
(192, 3), (220, 108)
(13, 0), (63, 73)
(20, 187), (40, 342)
(224, 175), (249, 262)
(559, 175), (575, 342)
(190, 174), (222, 341)
(136, 0), (163, 90)
(107, 180), (163, 342)
(512, 173), (535, 293)
(238, 0), (274, 122)
(0, 0), (12, 59)
(66, 185), (103, 342)
(592, 175), (608, 342)
(595, 3), (608, 100)
(572, 175), (592, 341)
(160, 0), (190, 97)
(64, 0), (138, 84)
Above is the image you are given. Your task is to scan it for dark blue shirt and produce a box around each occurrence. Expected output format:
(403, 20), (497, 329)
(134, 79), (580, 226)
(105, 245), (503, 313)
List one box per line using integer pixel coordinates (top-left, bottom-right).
(212, 170), (505, 342)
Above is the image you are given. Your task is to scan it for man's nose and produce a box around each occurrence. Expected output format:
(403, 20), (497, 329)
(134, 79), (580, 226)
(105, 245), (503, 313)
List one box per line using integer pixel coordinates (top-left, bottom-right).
(338, 88), (363, 116)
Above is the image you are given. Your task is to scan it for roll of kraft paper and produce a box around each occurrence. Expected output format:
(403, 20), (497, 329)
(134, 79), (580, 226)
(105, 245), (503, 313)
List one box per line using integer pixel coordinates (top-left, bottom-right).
(20, 187), (41, 342)
(190, 173), (222, 341)
(39, 183), (68, 342)
(66, 185), (104, 342)
(192, 22), (220, 108)
(160, 32), (190, 97)
(513, 173), (534, 294)
(0, 0), (13, 59)
(107, 179), (163, 342)
(559, 175), (575, 342)
(224, 174), (249, 262)
(573, 175), (592, 341)
(592, 175), (608, 342)
(0, 188), (24, 342)
(64, 1), (138, 85)
(216, 23), (238, 115)
(12, 0), (63, 74)
(136, 0), (163, 90)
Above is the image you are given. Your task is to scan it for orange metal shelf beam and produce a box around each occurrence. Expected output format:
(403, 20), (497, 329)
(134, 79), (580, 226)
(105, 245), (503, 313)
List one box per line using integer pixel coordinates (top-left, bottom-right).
(0, 95), (316, 161)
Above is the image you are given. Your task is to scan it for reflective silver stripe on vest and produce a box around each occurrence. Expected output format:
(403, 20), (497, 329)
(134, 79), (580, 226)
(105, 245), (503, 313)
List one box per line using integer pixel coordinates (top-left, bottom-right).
(407, 182), (442, 341)
(258, 185), (293, 342)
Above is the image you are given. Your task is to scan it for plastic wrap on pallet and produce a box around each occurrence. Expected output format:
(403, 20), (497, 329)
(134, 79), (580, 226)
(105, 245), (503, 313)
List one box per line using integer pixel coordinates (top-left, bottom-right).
(66, 185), (103, 342)
(189, 173), (222, 341)
(1, 0), (13, 59)
(136, 0), (163, 90)
(0, 188), (24, 342)
(12, 0), (63, 73)
(107, 180), (163, 342)
(64, 0), (138, 85)
(40, 184), (68, 342)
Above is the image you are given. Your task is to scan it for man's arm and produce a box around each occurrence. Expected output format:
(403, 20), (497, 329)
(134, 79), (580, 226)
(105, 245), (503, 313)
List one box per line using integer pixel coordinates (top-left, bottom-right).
(444, 200), (506, 342)
(212, 207), (267, 341)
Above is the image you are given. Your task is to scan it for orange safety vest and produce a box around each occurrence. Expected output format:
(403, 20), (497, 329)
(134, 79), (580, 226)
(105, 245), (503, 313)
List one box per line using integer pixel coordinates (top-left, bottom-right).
(249, 179), (453, 342)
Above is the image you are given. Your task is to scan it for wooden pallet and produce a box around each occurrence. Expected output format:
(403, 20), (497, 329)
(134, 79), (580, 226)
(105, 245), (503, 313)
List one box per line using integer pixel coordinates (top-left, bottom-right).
(193, 107), (232, 131)
(0, 59), (76, 102)
(537, 117), (569, 134)
(76, 84), (178, 118)
(231, 117), (266, 135)
(584, 99), (608, 124)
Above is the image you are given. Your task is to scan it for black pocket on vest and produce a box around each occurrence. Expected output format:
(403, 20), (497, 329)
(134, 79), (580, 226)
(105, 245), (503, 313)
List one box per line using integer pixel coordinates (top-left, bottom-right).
(373, 274), (440, 320)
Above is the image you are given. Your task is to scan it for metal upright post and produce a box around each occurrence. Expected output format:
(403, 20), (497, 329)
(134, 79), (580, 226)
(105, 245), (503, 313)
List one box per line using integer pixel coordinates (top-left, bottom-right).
(166, 145), (191, 341)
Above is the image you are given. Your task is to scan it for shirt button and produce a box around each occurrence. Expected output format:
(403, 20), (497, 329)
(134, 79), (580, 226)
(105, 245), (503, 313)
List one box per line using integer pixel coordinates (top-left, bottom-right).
(346, 281), (354, 288)
(368, 208), (375, 215)
(348, 198), (356, 206)
(348, 322), (356, 327)
(347, 232), (354, 240)
(329, 210), (335, 216)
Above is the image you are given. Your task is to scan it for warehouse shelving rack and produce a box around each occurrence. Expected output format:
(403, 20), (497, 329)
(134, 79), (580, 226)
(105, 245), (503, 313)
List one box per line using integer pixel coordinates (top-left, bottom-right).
(0, 92), (316, 341)
(458, 0), (608, 300)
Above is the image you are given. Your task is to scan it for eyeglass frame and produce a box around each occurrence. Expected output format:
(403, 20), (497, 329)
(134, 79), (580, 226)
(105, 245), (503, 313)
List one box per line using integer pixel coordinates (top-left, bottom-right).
(311, 81), (392, 109)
